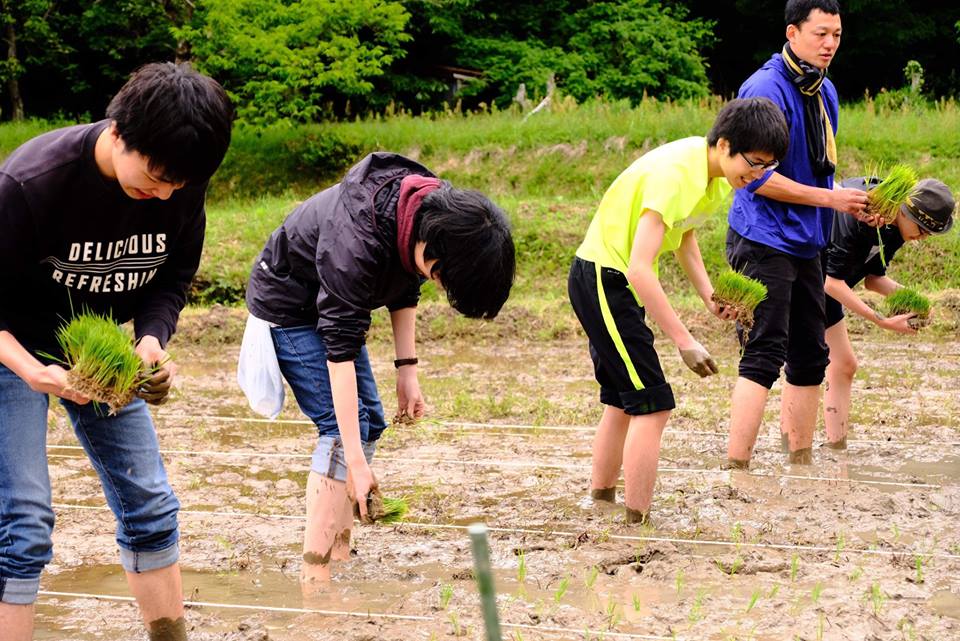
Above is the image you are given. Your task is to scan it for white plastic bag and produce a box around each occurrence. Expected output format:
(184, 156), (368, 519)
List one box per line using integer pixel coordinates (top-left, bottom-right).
(237, 314), (285, 419)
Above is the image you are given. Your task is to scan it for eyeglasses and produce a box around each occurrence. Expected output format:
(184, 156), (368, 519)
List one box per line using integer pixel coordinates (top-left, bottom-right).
(740, 153), (779, 171)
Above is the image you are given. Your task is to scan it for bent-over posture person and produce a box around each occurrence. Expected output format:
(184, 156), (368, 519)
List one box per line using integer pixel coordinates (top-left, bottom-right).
(568, 98), (789, 524)
(822, 177), (956, 447)
(245, 152), (515, 585)
(0, 63), (233, 641)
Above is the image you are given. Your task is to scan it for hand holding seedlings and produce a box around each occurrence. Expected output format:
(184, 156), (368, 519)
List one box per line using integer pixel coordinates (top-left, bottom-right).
(395, 365), (426, 420)
(29, 364), (91, 405)
(346, 462), (379, 522)
(134, 336), (176, 405)
(707, 299), (739, 321)
(876, 312), (918, 335)
(830, 186), (870, 217)
(678, 340), (718, 377)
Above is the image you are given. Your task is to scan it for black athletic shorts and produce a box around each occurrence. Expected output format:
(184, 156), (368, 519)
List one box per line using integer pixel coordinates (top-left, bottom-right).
(726, 229), (830, 389)
(567, 257), (676, 415)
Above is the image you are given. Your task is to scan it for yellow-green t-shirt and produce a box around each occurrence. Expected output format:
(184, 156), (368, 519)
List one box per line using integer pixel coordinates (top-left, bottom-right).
(576, 136), (732, 276)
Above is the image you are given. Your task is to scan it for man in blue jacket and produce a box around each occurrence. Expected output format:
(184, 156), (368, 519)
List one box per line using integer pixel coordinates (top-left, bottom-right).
(724, 0), (875, 468)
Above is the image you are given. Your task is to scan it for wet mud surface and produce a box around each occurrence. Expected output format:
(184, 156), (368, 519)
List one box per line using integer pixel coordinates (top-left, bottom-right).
(36, 317), (960, 640)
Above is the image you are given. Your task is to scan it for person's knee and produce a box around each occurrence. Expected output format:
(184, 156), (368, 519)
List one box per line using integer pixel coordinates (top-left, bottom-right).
(785, 363), (827, 387)
(738, 361), (781, 389)
(830, 352), (858, 381)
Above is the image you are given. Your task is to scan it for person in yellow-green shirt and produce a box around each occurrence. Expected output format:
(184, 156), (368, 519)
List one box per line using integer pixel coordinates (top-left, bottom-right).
(567, 97), (789, 525)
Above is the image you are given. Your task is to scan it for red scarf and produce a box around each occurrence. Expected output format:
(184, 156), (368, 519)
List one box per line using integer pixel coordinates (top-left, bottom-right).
(396, 175), (441, 274)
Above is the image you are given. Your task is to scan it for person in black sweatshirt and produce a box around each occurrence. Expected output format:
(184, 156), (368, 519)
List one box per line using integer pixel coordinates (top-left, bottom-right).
(0, 63), (233, 640)
(245, 152), (515, 586)
(821, 177), (956, 449)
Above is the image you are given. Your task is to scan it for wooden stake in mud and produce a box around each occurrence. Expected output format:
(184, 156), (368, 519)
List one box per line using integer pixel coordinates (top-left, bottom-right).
(468, 523), (503, 641)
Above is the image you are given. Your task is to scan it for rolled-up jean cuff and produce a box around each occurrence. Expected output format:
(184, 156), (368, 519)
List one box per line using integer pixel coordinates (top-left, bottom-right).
(0, 576), (41, 605)
(311, 436), (378, 482)
(119, 541), (180, 574)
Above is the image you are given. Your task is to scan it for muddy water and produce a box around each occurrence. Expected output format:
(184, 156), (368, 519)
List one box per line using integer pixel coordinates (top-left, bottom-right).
(35, 331), (960, 640)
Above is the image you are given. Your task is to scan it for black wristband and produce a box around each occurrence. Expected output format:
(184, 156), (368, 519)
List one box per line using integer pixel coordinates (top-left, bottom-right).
(394, 357), (418, 368)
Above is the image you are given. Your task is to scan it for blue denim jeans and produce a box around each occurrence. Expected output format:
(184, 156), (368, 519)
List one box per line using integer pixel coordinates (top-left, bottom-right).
(0, 364), (180, 605)
(271, 325), (386, 481)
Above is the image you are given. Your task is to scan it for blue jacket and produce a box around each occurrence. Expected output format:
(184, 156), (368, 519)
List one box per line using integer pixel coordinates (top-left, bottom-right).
(728, 53), (839, 259)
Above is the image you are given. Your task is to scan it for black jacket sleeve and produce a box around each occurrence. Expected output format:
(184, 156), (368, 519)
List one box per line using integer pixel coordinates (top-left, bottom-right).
(825, 212), (875, 280)
(133, 193), (206, 348)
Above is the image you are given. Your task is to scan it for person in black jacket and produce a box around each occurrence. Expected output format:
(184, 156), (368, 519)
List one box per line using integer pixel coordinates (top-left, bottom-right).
(245, 152), (515, 585)
(821, 177), (955, 448)
(0, 64), (233, 640)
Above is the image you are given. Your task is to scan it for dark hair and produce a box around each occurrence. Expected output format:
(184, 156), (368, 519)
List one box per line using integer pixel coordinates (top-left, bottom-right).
(106, 62), (234, 185)
(785, 0), (841, 27)
(707, 97), (789, 160)
(414, 186), (515, 319)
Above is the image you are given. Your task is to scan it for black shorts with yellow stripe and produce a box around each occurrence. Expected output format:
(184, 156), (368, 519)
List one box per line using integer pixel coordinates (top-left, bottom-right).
(568, 257), (676, 416)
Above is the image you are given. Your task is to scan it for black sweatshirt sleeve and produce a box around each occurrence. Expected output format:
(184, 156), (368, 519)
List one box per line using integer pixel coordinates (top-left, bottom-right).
(133, 195), (206, 348)
(0, 174), (40, 335)
(825, 211), (874, 280)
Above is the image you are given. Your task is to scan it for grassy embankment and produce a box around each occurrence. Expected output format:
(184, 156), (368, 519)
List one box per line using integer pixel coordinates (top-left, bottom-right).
(3, 98), (959, 340)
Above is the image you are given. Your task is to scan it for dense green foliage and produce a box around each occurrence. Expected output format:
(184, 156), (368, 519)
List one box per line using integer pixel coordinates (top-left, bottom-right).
(177, 0), (412, 123)
(2, 2), (959, 121)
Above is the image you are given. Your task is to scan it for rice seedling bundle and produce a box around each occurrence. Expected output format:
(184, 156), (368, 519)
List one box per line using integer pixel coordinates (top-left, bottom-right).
(711, 270), (768, 331)
(53, 312), (143, 413)
(866, 165), (919, 225)
(885, 287), (931, 329)
(355, 487), (409, 524)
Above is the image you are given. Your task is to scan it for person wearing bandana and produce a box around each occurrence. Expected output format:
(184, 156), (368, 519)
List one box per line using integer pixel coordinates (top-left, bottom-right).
(244, 153), (515, 585)
(723, 1), (873, 469)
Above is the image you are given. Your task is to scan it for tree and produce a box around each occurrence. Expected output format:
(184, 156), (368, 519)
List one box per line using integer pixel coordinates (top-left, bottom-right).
(0, 0), (72, 120)
(179, 0), (412, 124)
(399, 0), (713, 109)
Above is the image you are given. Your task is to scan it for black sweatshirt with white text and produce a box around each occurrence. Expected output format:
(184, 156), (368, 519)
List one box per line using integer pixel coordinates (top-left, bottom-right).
(0, 121), (207, 358)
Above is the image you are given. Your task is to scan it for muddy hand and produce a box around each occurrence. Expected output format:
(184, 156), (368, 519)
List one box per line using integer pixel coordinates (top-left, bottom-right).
(136, 364), (173, 405)
(679, 344), (718, 377)
(346, 464), (378, 523)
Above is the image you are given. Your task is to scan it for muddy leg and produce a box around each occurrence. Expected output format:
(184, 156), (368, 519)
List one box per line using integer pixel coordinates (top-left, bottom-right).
(782, 382), (819, 465)
(302, 472), (349, 586)
(125, 563), (185, 641)
(727, 377), (769, 466)
(147, 617), (187, 641)
(823, 321), (855, 449)
(590, 405), (628, 499)
(622, 410), (670, 518)
(331, 482), (354, 562)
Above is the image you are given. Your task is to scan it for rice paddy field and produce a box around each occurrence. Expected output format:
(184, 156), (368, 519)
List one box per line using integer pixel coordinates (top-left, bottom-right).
(34, 302), (960, 641)
(6, 100), (960, 639)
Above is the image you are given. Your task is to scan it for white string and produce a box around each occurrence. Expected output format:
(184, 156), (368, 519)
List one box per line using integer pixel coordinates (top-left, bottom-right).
(45, 444), (945, 490)
(155, 413), (960, 448)
(51, 503), (960, 561)
(36, 590), (681, 639)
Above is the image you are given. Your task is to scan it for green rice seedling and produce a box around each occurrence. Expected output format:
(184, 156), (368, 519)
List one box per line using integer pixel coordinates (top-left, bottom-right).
(47, 311), (147, 414)
(849, 565), (864, 582)
(885, 287), (932, 328)
(817, 612), (825, 641)
(380, 496), (408, 523)
(811, 582), (824, 605)
(712, 270), (768, 332)
(606, 600), (621, 628)
(516, 549), (527, 583)
(914, 554), (926, 584)
(585, 565), (600, 588)
(439, 583), (454, 609)
(554, 576), (570, 603)
(745, 588), (762, 613)
(768, 583), (780, 599)
(358, 491), (408, 524)
(866, 164), (919, 266)
(789, 553), (800, 582)
(675, 569), (685, 596)
(867, 164), (919, 225)
(866, 581), (886, 617)
(632, 593), (642, 612)
(834, 531), (846, 562)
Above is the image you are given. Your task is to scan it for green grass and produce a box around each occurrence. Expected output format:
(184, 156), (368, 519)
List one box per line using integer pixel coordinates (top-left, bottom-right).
(47, 311), (144, 412)
(886, 287), (932, 318)
(5, 98), (960, 317)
